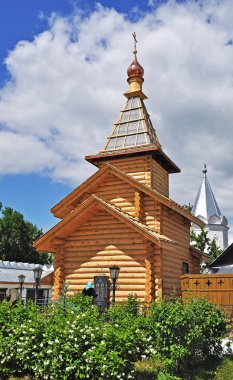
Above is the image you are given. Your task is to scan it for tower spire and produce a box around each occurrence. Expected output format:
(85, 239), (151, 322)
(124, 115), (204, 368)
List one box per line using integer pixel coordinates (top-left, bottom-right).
(124, 32), (146, 100)
(101, 33), (161, 152)
(202, 163), (207, 178)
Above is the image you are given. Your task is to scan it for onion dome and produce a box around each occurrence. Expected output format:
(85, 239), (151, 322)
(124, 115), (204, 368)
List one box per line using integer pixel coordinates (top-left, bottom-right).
(127, 58), (144, 79)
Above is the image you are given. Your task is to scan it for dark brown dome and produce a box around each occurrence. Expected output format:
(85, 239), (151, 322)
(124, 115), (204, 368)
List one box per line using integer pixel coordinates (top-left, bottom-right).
(127, 58), (144, 79)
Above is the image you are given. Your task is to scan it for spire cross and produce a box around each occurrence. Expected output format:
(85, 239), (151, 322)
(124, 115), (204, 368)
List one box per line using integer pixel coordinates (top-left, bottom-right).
(202, 163), (207, 177)
(132, 32), (137, 59)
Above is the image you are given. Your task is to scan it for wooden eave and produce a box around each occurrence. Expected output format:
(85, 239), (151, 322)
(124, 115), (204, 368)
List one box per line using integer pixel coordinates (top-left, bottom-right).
(51, 163), (204, 228)
(85, 146), (180, 174)
(190, 246), (209, 262)
(41, 272), (54, 285)
(34, 195), (174, 253)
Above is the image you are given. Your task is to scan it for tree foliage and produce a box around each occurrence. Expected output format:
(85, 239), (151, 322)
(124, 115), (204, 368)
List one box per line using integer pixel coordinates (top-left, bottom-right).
(182, 203), (193, 214)
(0, 203), (51, 264)
(190, 229), (222, 263)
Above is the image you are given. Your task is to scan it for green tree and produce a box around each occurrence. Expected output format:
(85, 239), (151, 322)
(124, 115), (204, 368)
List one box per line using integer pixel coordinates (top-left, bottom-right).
(0, 203), (51, 264)
(190, 229), (222, 263)
(182, 203), (193, 214)
(207, 238), (223, 262)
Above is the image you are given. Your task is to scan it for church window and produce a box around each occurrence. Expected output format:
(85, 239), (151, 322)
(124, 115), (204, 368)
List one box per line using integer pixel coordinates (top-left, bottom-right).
(125, 135), (136, 147)
(182, 262), (189, 274)
(118, 124), (127, 134)
(116, 136), (125, 148)
(137, 133), (147, 144)
(128, 121), (138, 133)
(121, 111), (130, 122)
(138, 120), (146, 131)
(131, 97), (140, 108)
(106, 139), (115, 150)
(130, 108), (141, 120)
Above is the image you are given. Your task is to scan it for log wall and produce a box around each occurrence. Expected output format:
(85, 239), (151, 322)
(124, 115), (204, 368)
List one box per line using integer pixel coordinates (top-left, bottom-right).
(53, 246), (65, 300)
(151, 159), (169, 197)
(160, 207), (196, 296)
(99, 155), (169, 197)
(94, 176), (135, 217)
(61, 210), (147, 302)
(95, 176), (162, 233)
(99, 156), (152, 187)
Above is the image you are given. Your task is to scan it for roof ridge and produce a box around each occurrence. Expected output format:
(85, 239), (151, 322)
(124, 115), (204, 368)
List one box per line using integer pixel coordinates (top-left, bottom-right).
(92, 195), (174, 244)
(106, 163), (204, 225)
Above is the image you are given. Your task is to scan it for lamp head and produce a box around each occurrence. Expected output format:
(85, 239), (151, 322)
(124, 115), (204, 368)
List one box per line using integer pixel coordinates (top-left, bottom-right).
(18, 274), (26, 286)
(109, 265), (120, 281)
(33, 266), (43, 281)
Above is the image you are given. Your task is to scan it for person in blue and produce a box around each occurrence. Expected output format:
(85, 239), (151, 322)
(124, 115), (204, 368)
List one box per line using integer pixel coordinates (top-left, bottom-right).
(82, 281), (98, 300)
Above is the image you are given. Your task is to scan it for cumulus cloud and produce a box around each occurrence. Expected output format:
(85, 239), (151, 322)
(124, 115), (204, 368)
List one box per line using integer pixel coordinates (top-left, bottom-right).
(0, 0), (233, 238)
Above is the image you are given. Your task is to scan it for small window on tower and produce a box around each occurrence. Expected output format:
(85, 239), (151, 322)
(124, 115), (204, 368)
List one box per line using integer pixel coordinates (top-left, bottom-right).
(121, 111), (130, 122)
(131, 97), (139, 108)
(182, 262), (189, 274)
(128, 121), (138, 133)
(106, 139), (116, 150)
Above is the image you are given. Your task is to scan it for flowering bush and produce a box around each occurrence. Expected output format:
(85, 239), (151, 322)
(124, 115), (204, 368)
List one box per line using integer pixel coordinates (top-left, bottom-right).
(0, 294), (227, 379)
(145, 296), (227, 373)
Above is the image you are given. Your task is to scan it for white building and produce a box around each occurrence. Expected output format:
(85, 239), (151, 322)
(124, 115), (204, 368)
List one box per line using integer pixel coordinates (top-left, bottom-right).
(0, 261), (53, 304)
(192, 165), (229, 251)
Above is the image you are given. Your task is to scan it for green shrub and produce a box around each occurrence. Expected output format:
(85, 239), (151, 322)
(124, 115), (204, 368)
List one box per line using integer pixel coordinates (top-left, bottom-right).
(146, 297), (227, 374)
(0, 294), (227, 380)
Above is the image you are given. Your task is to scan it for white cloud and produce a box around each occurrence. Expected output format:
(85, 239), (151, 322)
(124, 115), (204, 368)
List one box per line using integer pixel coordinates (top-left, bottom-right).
(0, 0), (233, 240)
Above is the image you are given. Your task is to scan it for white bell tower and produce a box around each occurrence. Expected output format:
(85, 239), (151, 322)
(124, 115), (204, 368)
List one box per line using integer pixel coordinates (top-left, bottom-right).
(192, 165), (229, 250)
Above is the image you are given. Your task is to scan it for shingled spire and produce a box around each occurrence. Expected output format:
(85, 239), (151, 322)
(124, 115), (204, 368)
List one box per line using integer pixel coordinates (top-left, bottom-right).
(192, 164), (229, 250)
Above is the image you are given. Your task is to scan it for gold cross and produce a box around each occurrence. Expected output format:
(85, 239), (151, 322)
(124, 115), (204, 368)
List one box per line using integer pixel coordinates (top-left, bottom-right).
(132, 32), (137, 58)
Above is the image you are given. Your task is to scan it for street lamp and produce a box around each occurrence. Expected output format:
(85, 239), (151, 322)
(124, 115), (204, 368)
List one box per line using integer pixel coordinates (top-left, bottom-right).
(109, 265), (120, 306)
(18, 274), (26, 297)
(33, 266), (43, 305)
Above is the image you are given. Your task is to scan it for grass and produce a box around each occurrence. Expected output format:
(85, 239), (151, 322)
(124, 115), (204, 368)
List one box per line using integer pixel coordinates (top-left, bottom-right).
(5, 357), (233, 380)
(135, 356), (233, 380)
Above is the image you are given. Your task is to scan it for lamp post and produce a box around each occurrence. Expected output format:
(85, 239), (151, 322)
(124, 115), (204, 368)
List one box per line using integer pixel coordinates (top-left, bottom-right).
(33, 266), (43, 305)
(18, 274), (26, 297)
(109, 265), (120, 306)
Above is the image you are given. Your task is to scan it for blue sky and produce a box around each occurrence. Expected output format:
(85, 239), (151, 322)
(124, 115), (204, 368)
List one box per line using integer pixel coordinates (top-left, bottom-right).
(0, 0), (233, 245)
(0, 0), (168, 231)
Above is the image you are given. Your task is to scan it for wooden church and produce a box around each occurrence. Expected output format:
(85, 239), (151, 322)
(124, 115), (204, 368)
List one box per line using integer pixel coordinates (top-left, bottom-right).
(34, 39), (204, 304)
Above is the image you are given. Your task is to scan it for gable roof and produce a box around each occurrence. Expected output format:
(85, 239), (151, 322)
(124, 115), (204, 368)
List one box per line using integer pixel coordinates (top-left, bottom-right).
(35, 195), (175, 252)
(209, 242), (233, 267)
(51, 163), (204, 228)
